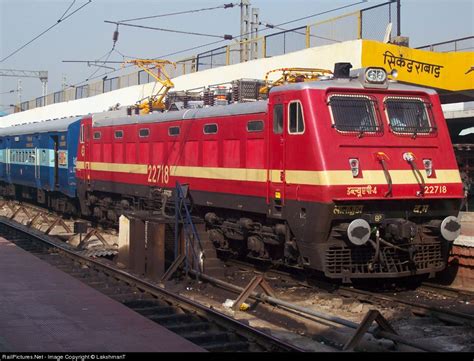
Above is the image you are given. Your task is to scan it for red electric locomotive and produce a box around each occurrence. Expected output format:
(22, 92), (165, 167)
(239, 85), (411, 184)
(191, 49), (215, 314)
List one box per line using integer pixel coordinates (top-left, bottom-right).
(76, 64), (463, 281)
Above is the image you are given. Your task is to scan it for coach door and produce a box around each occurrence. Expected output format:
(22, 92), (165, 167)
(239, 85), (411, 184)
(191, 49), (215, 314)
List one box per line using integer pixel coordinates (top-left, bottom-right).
(51, 135), (59, 188)
(80, 120), (92, 186)
(267, 96), (286, 217)
(34, 135), (40, 187)
(0, 139), (4, 179)
(6, 138), (11, 181)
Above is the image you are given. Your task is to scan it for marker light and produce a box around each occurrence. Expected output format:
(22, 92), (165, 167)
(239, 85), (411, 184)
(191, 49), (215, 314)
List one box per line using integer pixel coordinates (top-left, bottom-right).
(423, 159), (433, 177)
(365, 68), (387, 83)
(349, 158), (360, 177)
(403, 152), (415, 162)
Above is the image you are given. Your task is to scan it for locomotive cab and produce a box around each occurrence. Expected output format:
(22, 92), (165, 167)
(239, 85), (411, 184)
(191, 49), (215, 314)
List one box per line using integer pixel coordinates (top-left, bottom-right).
(266, 65), (463, 280)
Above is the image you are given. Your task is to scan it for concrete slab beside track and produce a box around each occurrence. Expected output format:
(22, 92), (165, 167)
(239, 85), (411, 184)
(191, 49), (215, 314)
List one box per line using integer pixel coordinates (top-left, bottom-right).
(0, 237), (204, 352)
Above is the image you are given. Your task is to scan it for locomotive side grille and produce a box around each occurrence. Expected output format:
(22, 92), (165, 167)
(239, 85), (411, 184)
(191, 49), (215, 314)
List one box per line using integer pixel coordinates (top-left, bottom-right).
(325, 243), (444, 276)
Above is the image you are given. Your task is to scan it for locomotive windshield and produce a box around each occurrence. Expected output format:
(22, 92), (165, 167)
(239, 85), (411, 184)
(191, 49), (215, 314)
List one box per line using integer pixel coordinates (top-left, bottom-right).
(329, 95), (381, 135)
(385, 97), (435, 135)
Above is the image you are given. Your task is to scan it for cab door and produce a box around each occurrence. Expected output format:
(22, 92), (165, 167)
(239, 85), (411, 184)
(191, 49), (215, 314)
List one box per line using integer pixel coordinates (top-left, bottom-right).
(267, 95), (286, 217)
(79, 119), (92, 186)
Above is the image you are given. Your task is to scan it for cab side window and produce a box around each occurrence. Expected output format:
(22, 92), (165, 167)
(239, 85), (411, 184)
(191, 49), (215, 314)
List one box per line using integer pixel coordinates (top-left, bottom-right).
(288, 101), (304, 134)
(273, 104), (283, 134)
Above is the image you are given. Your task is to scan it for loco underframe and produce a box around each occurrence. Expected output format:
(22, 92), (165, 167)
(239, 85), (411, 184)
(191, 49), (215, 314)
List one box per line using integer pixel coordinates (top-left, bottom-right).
(78, 178), (460, 281)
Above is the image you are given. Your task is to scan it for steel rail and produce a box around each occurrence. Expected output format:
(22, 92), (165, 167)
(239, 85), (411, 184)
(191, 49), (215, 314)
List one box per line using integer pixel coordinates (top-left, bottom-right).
(0, 217), (303, 353)
(227, 259), (474, 327)
(188, 270), (439, 352)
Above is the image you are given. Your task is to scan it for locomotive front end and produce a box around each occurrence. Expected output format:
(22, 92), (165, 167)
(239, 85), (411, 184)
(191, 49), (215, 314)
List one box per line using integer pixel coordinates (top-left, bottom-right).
(303, 67), (464, 281)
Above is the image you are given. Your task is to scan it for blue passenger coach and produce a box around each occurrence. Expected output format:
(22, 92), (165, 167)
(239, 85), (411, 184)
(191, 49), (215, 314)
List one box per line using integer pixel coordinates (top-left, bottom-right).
(0, 117), (81, 213)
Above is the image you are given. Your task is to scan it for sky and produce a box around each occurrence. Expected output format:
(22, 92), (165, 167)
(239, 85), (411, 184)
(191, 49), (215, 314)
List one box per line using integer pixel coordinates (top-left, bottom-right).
(0, 0), (473, 112)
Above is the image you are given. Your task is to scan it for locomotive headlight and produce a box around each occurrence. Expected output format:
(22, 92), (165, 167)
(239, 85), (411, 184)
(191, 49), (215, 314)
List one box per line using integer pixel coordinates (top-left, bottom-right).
(440, 216), (461, 241)
(349, 158), (360, 177)
(365, 68), (387, 84)
(423, 159), (433, 177)
(347, 219), (371, 246)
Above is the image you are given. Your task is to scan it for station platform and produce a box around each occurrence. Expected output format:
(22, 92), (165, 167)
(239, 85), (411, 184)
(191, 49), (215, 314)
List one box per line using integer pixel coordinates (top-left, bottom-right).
(447, 212), (474, 290)
(0, 237), (204, 352)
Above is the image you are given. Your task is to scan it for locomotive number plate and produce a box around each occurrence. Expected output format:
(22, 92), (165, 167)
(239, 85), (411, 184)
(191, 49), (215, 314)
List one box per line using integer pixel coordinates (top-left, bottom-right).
(424, 185), (447, 194)
(147, 164), (170, 184)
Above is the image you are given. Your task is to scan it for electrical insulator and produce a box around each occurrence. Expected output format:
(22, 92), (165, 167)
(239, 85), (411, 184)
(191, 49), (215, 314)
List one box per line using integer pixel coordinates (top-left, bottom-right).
(209, 91), (215, 106)
(112, 25), (119, 50)
(203, 88), (210, 106)
(232, 82), (239, 103)
(183, 92), (189, 109)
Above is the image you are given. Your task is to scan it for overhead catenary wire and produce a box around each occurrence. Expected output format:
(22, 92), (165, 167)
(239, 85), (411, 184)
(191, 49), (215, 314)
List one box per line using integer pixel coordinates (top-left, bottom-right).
(0, 0), (92, 63)
(104, 21), (233, 40)
(277, 0), (367, 27)
(0, 90), (17, 95)
(118, 3), (238, 23)
(58, 0), (77, 22)
(70, 0), (365, 89)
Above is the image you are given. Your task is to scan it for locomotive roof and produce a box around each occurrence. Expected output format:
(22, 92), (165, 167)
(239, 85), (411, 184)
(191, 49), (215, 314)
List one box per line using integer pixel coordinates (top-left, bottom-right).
(93, 101), (268, 128)
(269, 78), (438, 95)
(0, 116), (81, 137)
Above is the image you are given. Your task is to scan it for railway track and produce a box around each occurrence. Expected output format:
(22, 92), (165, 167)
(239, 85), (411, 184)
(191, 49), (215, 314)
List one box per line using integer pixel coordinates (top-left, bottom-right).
(226, 259), (474, 327)
(1, 200), (472, 351)
(191, 258), (473, 351)
(0, 217), (303, 353)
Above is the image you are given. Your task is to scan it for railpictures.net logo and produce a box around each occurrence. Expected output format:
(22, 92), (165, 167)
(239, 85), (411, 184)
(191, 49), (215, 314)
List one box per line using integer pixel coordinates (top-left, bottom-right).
(1, 356), (127, 361)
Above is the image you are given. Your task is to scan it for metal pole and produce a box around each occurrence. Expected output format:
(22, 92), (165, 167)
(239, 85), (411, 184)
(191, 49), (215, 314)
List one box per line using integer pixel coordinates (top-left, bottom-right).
(240, 0), (250, 62)
(251, 8), (259, 60)
(397, 0), (401, 36)
(17, 79), (22, 104)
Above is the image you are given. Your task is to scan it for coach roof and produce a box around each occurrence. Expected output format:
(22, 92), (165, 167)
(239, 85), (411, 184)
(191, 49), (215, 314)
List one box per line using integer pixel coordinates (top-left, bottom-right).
(93, 100), (268, 128)
(0, 116), (81, 137)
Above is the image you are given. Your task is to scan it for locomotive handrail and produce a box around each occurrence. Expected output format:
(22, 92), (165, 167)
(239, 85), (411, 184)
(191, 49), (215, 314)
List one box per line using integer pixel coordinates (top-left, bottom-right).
(403, 152), (426, 197)
(375, 152), (393, 197)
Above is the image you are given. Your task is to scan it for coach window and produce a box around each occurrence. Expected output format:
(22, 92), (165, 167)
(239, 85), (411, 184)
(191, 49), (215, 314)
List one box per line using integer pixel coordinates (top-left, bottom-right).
(115, 130), (123, 139)
(93, 131), (101, 140)
(80, 124), (84, 143)
(203, 124), (218, 134)
(288, 101), (305, 134)
(139, 128), (150, 138)
(273, 104), (283, 134)
(247, 120), (264, 132)
(168, 126), (180, 136)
